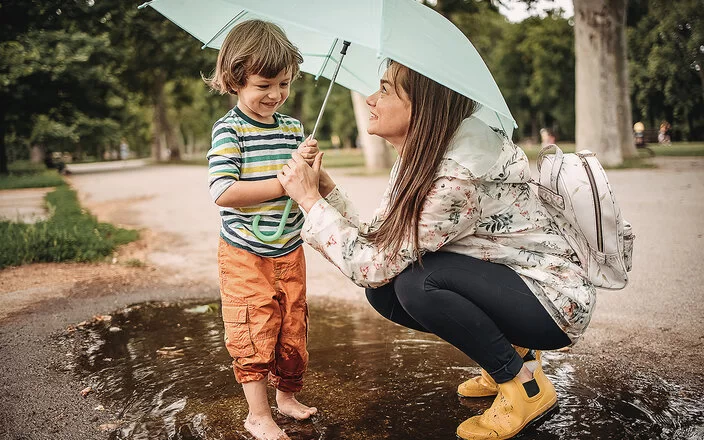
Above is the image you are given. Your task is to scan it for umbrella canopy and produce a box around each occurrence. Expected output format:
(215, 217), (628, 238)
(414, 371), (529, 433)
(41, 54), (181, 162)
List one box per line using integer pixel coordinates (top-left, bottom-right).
(140, 0), (517, 136)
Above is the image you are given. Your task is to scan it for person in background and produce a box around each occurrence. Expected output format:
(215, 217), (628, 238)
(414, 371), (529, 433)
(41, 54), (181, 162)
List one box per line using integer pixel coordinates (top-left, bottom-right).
(634, 121), (646, 148)
(658, 121), (671, 145)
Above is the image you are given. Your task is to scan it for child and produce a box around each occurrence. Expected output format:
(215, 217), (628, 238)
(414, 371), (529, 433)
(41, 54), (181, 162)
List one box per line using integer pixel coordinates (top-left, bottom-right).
(205, 19), (318, 440)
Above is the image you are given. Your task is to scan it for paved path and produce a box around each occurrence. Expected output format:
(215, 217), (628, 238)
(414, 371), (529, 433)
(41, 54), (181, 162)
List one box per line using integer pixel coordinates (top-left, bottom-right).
(67, 158), (149, 174)
(67, 158), (704, 375)
(0, 187), (53, 223)
(1, 157), (702, 440)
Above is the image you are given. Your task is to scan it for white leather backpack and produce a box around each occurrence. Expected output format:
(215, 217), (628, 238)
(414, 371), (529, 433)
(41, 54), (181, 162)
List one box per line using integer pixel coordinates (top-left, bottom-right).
(534, 145), (634, 289)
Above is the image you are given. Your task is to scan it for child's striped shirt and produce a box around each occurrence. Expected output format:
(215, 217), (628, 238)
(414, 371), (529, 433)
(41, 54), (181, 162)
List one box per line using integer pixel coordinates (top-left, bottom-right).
(207, 107), (305, 257)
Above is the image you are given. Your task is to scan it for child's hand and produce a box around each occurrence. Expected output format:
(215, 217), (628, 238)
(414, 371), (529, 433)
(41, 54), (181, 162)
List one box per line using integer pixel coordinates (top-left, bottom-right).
(298, 136), (319, 166)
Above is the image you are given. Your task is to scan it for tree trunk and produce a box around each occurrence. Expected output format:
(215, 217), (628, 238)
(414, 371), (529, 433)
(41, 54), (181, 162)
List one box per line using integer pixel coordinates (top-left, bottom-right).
(30, 145), (43, 163)
(574, 0), (632, 166)
(152, 78), (165, 161)
(165, 118), (181, 161)
(351, 91), (391, 171)
(0, 109), (7, 175)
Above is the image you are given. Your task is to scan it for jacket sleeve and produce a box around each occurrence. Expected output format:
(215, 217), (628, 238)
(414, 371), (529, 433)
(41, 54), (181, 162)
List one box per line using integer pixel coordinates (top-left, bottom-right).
(300, 175), (480, 288)
(321, 186), (360, 227)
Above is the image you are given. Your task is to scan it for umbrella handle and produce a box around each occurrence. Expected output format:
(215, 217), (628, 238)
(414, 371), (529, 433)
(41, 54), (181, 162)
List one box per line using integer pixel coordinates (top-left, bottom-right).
(251, 198), (294, 242)
(252, 41), (351, 242)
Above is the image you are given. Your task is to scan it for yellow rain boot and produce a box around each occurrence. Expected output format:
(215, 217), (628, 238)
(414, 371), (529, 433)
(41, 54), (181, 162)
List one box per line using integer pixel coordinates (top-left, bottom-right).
(457, 348), (541, 398)
(456, 360), (557, 440)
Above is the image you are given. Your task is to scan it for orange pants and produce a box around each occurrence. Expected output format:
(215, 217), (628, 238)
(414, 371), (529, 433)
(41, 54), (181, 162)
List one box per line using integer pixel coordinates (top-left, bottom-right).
(218, 239), (308, 393)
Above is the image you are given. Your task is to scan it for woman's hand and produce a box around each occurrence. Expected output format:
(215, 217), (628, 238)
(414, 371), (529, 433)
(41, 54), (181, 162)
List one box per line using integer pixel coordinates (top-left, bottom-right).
(278, 151), (324, 212)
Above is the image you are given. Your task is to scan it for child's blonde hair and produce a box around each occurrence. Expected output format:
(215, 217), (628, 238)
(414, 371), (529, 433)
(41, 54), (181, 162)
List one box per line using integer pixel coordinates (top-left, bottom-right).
(206, 20), (303, 95)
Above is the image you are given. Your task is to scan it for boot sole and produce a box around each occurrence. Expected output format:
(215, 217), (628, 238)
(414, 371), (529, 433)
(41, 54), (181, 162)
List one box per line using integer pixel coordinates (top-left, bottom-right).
(456, 391), (498, 398)
(455, 402), (559, 440)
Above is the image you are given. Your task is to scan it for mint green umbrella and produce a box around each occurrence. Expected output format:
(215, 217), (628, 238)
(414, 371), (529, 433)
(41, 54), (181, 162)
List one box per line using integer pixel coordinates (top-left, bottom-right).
(140, 0), (517, 240)
(141, 0), (516, 135)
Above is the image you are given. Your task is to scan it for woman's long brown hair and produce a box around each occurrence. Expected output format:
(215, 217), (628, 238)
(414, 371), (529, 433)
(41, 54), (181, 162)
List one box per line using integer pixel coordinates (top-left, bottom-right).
(361, 61), (479, 262)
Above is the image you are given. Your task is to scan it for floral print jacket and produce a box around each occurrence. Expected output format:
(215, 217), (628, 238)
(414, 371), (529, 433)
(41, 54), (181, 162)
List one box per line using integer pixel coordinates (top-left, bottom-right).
(301, 117), (596, 342)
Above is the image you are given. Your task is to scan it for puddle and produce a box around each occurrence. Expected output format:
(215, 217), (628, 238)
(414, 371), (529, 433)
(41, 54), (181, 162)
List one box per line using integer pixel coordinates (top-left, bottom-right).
(60, 300), (704, 439)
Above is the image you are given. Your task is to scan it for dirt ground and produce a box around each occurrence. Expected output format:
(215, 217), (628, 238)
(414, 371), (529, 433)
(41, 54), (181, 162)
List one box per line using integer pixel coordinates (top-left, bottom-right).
(0, 158), (703, 439)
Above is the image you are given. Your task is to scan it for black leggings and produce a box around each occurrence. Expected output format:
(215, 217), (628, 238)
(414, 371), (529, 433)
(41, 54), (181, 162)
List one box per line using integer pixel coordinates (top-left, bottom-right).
(365, 252), (571, 383)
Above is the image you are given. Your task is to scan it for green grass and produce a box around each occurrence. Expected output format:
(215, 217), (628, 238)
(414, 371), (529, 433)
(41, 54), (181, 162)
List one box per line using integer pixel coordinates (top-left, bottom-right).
(648, 142), (704, 156)
(2, 160), (65, 189)
(520, 141), (704, 161)
(8, 160), (47, 174)
(0, 170), (65, 190)
(0, 185), (139, 269)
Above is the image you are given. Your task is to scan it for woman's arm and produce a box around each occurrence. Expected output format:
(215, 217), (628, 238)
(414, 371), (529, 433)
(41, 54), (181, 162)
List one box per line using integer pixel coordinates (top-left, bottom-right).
(318, 168), (336, 198)
(301, 175), (479, 288)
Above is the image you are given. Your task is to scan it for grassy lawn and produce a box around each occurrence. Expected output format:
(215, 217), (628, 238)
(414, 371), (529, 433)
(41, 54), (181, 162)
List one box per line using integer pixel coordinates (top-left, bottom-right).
(0, 170), (65, 190)
(1, 160), (65, 189)
(520, 141), (704, 160)
(0, 170), (138, 268)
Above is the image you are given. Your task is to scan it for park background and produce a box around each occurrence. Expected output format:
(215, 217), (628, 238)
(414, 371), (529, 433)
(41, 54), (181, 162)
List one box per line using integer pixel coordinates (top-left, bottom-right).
(1, 1), (704, 439)
(1, 0), (703, 176)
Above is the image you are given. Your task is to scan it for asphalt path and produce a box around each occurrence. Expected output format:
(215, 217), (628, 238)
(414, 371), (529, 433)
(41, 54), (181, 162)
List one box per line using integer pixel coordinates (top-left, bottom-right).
(1, 157), (703, 439)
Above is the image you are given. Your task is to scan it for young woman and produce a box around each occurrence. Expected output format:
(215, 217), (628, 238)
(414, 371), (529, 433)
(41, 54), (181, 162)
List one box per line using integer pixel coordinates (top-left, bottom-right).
(278, 60), (595, 440)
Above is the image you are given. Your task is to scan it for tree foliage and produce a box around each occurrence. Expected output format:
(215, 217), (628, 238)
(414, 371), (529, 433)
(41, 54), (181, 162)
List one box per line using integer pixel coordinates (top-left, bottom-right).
(1, 0), (701, 175)
(628, 0), (704, 140)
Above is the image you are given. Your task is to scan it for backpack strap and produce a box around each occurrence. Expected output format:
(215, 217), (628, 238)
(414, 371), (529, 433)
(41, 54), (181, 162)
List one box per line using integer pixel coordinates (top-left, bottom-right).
(537, 144), (564, 193)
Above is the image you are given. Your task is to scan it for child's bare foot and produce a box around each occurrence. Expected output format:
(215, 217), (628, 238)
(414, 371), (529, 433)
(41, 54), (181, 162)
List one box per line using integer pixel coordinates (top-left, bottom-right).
(244, 414), (290, 440)
(276, 391), (318, 420)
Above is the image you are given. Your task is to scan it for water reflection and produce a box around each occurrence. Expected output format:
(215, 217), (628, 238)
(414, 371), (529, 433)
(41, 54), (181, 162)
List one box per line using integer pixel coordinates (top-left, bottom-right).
(61, 300), (704, 439)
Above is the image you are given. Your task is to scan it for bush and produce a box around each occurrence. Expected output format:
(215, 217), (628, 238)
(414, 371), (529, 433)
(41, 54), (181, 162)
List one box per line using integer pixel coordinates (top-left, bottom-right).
(0, 185), (138, 269)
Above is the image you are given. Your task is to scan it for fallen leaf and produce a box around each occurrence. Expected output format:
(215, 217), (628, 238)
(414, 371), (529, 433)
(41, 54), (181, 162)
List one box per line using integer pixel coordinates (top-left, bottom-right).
(100, 423), (119, 431)
(156, 346), (185, 357)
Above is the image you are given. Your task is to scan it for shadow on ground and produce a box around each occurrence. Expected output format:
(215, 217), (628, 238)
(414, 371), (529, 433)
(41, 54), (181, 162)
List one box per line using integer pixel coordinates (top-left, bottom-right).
(58, 299), (704, 440)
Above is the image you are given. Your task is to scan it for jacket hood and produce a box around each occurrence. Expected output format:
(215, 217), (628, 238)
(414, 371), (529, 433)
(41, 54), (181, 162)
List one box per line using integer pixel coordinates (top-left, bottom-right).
(445, 116), (531, 184)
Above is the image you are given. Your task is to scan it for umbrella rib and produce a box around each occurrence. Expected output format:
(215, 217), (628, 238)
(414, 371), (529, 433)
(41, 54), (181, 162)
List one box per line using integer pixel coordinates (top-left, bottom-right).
(315, 38), (339, 80)
(201, 10), (248, 49)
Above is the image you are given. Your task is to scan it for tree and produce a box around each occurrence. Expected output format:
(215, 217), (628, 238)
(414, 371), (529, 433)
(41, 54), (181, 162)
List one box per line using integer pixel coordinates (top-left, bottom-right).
(628, 0), (704, 140)
(107, 5), (216, 161)
(521, 14), (576, 140)
(573, 0), (637, 165)
(0, 1), (146, 170)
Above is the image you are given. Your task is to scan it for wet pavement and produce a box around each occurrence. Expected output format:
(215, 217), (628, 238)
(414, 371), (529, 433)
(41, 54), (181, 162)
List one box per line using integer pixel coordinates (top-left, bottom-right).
(59, 299), (704, 440)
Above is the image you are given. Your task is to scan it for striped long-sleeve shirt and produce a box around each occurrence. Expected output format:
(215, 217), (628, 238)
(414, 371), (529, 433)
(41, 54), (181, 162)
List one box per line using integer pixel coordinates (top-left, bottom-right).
(207, 107), (305, 257)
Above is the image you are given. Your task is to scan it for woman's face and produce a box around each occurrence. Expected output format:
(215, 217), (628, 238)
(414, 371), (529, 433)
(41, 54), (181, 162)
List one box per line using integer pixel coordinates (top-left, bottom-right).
(366, 67), (411, 150)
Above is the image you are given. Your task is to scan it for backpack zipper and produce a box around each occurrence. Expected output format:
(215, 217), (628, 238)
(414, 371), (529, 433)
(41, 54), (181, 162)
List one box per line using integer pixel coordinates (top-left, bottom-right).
(579, 154), (604, 252)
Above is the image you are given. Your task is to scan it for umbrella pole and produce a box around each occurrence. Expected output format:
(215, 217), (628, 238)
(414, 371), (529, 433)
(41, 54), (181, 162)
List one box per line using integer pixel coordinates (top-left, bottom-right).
(310, 41), (351, 139)
(252, 41), (351, 242)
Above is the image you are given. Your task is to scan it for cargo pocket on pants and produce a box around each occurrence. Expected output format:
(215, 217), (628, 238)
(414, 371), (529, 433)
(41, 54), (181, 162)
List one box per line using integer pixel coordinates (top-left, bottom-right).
(222, 304), (256, 358)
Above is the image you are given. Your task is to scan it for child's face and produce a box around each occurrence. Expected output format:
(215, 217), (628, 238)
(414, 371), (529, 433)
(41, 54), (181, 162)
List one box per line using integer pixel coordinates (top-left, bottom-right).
(236, 68), (292, 124)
